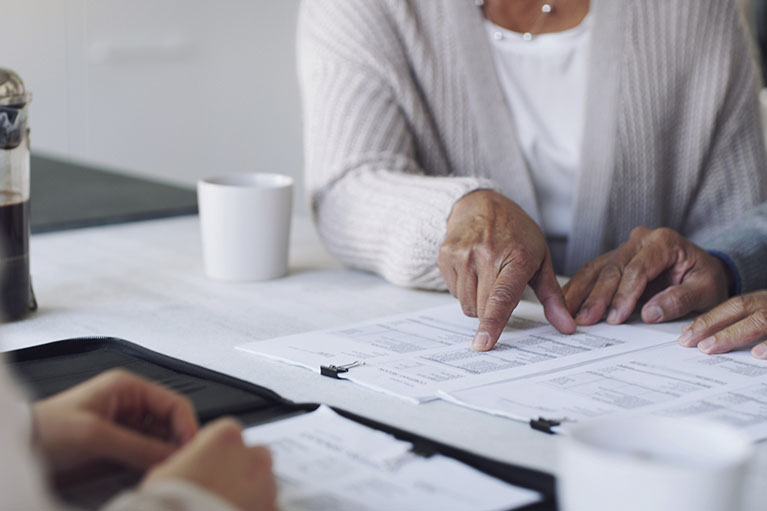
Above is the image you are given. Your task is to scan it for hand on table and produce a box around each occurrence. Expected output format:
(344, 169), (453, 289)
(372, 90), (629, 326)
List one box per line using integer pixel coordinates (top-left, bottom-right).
(439, 190), (575, 352)
(34, 369), (277, 511)
(143, 418), (277, 511)
(678, 290), (767, 358)
(563, 226), (731, 326)
(33, 369), (198, 474)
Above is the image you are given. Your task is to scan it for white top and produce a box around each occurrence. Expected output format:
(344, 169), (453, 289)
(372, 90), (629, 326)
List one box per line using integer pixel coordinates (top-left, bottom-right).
(485, 14), (593, 238)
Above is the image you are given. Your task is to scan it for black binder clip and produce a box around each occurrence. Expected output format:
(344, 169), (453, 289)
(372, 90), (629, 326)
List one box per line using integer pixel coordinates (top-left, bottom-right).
(529, 417), (563, 435)
(320, 360), (364, 379)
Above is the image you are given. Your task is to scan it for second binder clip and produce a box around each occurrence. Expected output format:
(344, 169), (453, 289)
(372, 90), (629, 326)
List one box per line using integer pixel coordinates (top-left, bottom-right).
(321, 360), (365, 379)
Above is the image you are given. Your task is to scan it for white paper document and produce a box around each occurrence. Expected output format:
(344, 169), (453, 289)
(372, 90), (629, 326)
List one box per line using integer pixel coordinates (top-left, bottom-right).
(237, 301), (672, 403)
(237, 302), (767, 440)
(444, 341), (767, 441)
(242, 406), (541, 511)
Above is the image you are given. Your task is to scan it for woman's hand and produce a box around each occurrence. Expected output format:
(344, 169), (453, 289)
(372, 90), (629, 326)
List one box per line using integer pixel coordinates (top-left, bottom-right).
(33, 369), (198, 474)
(678, 290), (767, 358)
(439, 190), (575, 351)
(563, 226), (731, 326)
(143, 418), (277, 511)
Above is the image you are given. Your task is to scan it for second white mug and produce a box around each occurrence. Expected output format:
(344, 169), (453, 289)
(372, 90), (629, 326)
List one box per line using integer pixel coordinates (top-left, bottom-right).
(558, 415), (753, 511)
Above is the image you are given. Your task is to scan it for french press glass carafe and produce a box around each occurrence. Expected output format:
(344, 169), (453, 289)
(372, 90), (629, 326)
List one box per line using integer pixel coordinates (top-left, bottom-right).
(0, 68), (36, 322)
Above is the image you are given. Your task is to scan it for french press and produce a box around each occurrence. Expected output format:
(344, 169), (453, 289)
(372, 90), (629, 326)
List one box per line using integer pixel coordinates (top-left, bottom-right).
(0, 67), (36, 322)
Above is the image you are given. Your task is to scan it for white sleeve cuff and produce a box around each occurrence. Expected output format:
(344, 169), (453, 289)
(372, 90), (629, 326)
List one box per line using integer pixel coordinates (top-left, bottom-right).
(103, 479), (239, 511)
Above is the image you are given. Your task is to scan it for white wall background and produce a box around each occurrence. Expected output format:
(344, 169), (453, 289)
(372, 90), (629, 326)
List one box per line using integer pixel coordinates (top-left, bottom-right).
(0, 0), (304, 207)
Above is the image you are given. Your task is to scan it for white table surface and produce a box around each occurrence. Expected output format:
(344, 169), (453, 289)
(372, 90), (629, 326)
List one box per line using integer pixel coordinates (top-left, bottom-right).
(2, 215), (765, 509)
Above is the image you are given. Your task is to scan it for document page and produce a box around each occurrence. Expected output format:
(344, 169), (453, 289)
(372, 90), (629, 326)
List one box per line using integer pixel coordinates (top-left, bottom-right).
(242, 406), (541, 511)
(238, 301), (767, 440)
(442, 342), (767, 441)
(237, 301), (674, 402)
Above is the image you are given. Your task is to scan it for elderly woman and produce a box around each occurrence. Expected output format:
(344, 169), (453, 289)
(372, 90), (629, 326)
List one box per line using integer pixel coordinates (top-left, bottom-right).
(299, 0), (767, 350)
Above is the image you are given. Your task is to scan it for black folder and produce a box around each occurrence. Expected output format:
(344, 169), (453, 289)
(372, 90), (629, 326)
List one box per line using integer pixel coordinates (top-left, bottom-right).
(6, 337), (557, 511)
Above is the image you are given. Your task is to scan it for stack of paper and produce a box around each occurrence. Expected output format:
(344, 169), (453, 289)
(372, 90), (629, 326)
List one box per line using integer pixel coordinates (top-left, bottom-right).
(237, 302), (767, 441)
(243, 406), (541, 511)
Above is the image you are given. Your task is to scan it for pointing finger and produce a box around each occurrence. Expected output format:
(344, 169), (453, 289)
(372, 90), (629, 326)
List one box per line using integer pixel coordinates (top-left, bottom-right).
(473, 260), (531, 352)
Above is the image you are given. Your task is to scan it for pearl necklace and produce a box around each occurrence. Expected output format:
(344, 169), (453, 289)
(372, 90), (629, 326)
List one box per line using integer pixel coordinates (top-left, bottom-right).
(478, 0), (556, 41)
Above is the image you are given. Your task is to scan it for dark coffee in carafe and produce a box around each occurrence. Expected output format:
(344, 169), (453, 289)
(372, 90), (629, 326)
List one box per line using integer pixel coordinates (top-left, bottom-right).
(0, 194), (30, 321)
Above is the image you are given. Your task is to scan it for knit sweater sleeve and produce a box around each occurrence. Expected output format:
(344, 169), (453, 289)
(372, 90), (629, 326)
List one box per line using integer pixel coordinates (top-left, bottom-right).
(683, 1), (767, 242)
(298, 0), (497, 290)
(702, 202), (767, 294)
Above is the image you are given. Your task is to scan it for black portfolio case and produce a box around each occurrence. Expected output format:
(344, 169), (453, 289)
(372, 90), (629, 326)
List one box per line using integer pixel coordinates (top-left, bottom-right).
(6, 337), (557, 510)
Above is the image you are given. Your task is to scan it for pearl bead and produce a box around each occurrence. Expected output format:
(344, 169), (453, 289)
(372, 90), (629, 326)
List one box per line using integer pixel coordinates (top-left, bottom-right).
(493, 31), (504, 41)
(542, 3), (553, 13)
(523, 32), (533, 41)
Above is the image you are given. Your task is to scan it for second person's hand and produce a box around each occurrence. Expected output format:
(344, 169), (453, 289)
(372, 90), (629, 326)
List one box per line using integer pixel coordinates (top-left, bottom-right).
(563, 226), (732, 326)
(33, 369), (198, 474)
(678, 290), (767, 358)
(439, 190), (575, 351)
(143, 418), (277, 511)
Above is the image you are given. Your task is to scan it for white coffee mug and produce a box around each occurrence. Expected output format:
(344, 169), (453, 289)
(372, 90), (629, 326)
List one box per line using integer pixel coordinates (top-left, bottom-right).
(197, 173), (293, 281)
(558, 415), (753, 511)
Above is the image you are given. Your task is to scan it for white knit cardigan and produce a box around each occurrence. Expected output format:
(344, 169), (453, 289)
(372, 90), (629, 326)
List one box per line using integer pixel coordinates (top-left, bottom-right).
(299, 0), (767, 289)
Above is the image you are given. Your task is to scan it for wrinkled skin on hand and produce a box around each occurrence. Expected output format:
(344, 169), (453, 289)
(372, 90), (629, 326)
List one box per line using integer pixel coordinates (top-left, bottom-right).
(564, 226), (731, 326)
(678, 290), (767, 359)
(439, 190), (575, 351)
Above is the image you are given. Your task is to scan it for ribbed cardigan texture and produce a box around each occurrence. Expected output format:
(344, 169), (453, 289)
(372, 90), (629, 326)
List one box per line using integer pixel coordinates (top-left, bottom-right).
(299, 0), (767, 290)
(704, 202), (767, 293)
